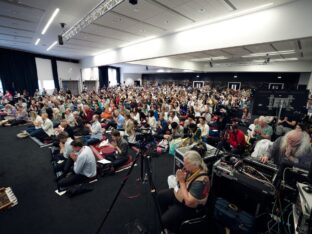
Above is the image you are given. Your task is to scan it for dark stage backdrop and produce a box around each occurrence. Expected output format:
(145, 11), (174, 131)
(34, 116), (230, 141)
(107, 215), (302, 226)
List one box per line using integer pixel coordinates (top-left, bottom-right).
(0, 47), (79, 95)
(99, 66), (120, 89)
(0, 48), (38, 95)
(142, 72), (300, 90)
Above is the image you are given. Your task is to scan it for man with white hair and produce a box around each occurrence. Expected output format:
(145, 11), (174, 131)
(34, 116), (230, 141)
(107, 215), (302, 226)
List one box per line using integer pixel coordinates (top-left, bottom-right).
(253, 116), (273, 141)
(158, 150), (209, 233)
(260, 129), (312, 170)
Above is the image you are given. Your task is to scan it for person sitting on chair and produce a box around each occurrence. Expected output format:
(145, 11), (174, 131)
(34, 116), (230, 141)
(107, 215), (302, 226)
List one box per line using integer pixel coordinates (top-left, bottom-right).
(158, 151), (209, 233)
(57, 140), (96, 189)
(226, 124), (246, 156)
(82, 114), (102, 145)
(106, 129), (129, 173)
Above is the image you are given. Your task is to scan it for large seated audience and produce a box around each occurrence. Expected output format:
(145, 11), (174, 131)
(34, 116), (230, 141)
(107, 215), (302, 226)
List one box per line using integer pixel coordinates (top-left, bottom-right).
(1, 84), (312, 233)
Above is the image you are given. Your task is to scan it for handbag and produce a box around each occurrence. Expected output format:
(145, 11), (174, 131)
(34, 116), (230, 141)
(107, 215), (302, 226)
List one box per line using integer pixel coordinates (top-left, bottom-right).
(214, 197), (255, 234)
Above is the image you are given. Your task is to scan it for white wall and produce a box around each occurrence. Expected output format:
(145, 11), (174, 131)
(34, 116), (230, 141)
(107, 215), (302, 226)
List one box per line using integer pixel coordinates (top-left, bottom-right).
(57, 61), (82, 92)
(122, 73), (142, 86)
(35, 57), (54, 94)
(308, 73), (312, 92)
(82, 67), (99, 91)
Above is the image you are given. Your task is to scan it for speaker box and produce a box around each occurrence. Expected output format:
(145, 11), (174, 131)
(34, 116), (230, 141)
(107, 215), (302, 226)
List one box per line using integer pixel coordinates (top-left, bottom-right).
(58, 35), (63, 45)
(129, 0), (137, 5)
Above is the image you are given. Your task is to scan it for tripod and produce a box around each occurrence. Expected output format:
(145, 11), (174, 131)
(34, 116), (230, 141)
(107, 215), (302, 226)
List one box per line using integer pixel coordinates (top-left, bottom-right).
(96, 142), (164, 234)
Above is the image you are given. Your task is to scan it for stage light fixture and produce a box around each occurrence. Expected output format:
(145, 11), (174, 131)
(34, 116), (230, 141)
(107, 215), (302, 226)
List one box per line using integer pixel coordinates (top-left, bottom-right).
(62, 0), (125, 42)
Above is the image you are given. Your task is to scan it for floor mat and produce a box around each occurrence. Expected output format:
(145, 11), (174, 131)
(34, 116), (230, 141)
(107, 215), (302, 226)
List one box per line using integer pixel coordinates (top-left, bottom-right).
(29, 136), (53, 148)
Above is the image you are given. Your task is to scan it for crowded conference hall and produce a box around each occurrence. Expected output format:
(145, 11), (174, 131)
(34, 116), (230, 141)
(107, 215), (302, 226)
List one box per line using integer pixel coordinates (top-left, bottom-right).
(1, 0), (312, 234)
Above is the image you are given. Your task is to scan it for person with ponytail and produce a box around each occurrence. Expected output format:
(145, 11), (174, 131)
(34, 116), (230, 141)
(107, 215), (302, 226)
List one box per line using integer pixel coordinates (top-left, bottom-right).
(158, 150), (210, 233)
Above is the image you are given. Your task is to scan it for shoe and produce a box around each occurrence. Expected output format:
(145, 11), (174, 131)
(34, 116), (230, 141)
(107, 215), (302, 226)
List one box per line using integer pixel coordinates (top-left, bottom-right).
(17, 132), (29, 138)
(0, 120), (8, 126)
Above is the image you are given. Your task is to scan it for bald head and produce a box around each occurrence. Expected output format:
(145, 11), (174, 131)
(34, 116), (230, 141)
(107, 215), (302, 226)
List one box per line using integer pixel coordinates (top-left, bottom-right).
(286, 130), (303, 147)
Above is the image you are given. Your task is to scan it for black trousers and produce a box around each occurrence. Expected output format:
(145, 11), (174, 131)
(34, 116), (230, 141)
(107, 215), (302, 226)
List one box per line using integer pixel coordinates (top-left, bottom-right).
(57, 173), (88, 188)
(105, 154), (128, 170)
(8, 119), (27, 126)
(158, 189), (197, 232)
(54, 157), (74, 175)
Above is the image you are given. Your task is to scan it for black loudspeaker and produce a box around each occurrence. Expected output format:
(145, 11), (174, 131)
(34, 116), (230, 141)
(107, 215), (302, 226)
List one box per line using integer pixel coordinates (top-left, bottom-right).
(129, 0), (137, 5)
(58, 35), (63, 45)
(297, 85), (307, 90)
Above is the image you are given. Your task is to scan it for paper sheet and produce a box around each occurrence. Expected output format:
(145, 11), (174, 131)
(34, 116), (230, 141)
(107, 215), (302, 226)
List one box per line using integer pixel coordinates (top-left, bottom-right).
(97, 158), (111, 164)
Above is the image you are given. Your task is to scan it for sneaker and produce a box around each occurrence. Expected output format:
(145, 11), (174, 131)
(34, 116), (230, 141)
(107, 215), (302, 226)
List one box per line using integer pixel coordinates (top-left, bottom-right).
(17, 133), (29, 138)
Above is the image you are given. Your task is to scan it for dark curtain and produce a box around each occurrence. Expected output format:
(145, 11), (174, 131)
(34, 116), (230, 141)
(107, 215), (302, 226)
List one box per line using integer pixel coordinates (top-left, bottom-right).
(98, 66), (109, 89)
(98, 66), (121, 89)
(51, 58), (60, 91)
(0, 48), (38, 95)
(116, 67), (121, 85)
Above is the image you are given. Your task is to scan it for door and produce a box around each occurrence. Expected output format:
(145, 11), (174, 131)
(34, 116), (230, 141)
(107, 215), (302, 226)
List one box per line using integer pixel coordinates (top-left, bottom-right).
(228, 82), (241, 90)
(83, 81), (96, 92)
(62, 81), (79, 95)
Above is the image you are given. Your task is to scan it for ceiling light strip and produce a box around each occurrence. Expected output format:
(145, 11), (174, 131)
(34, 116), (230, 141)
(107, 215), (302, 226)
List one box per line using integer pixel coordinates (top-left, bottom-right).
(47, 41), (57, 51)
(62, 0), (125, 42)
(35, 38), (40, 45)
(41, 8), (59, 35)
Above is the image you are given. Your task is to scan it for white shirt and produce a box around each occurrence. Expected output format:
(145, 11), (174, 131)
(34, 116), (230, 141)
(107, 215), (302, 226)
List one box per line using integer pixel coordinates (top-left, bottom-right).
(74, 146), (97, 178)
(42, 118), (54, 136)
(91, 121), (102, 140)
(197, 123), (209, 136)
(63, 138), (73, 159)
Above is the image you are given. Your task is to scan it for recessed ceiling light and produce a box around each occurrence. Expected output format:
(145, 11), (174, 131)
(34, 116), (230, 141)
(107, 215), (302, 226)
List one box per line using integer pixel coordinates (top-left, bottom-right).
(277, 76), (282, 79)
(196, 75), (200, 78)
(234, 75), (238, 78)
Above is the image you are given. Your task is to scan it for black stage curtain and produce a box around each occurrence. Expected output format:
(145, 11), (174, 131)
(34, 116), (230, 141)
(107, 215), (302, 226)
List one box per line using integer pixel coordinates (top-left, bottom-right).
(98, 66), (109, 89)
(51, 58), (60, 91)
(0, 48), (38, 95)
(98, 66), (121, 89)
(116, 67), (121, 85)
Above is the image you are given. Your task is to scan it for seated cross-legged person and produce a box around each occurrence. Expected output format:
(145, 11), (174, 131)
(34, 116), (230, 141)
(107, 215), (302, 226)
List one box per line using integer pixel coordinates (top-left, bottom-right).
(82, 114), (102, 145)
(30, 113), (55, 142)
(53, 132), (74, 178)
(57, 140), (97, 189)
(17, 111), (43, 138)
(4, 104), (28, 127)
(106, 129), (129, 173)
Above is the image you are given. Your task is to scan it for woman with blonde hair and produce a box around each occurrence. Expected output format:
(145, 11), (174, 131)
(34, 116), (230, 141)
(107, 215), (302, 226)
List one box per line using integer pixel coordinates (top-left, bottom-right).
(158, 150), (210, 233)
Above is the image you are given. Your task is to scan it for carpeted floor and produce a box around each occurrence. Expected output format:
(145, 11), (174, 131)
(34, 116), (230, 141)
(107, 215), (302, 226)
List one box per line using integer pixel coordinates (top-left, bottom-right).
(0, 126), (174, 234)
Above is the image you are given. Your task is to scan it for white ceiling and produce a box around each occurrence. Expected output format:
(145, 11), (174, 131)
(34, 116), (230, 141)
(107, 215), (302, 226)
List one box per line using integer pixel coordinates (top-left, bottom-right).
(161, 37), (312, 68)
(0, 0), (296, 59)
